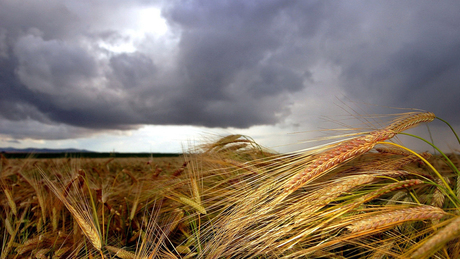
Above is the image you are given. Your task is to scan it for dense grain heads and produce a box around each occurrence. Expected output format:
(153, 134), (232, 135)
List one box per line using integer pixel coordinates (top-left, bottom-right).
(284, 129), (395, 194)
(283, 112), (436, 195)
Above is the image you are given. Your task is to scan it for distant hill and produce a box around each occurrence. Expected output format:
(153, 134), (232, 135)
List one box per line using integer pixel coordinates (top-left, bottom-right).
(0, 147), (92, 153)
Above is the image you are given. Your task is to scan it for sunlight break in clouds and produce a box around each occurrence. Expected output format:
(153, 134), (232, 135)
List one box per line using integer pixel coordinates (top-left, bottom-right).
(1, 1), (459, 153)
(98, 7), (169, 53)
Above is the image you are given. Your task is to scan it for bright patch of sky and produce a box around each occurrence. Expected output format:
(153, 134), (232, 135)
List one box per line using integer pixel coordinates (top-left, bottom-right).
(1, 1), (459, 153)
(98, 7), (168, 53)
(0, 125), (302, 153)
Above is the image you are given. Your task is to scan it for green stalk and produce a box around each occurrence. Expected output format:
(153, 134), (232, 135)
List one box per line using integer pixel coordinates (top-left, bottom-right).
(426, 124), (436, 155)
(399, 133), (460, 176)
(378, 141), (459, 208)
(105, 212), (114, 245)
(436, 117), (460, 145)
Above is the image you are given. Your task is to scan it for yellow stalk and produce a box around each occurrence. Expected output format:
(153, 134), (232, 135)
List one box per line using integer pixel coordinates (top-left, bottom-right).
(378, 141), (459, 207)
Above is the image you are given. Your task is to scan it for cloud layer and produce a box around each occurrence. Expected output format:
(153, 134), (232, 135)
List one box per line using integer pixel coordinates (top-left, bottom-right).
(1, 0), (460, 141)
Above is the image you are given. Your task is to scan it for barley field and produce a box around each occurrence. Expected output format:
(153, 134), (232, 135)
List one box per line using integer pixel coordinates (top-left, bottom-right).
(1, 111), (460, 258)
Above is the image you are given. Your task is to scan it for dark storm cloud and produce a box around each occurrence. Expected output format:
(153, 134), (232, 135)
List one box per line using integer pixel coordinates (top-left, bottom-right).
(1, 0), (460, 140)
(318, 1), (460, 123)
(159, 0), (320, 127)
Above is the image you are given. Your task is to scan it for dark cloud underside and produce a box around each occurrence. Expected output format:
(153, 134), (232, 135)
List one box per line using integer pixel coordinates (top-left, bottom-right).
(0, 0), (459, 140)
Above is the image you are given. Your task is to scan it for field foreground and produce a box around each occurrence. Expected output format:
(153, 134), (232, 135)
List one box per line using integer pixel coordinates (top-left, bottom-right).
(1, 111), (460, 258)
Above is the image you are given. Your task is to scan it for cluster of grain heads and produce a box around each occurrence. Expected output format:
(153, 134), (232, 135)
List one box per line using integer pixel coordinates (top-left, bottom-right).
(197, 111), (449, 258)
(38, 169), (103, 254)
(2, 110), (459, 258)
(16, 233), (75, 258)
(283, 111), (436, 196)
(1, 202), (28, 259)
(283, 129), (396, 195)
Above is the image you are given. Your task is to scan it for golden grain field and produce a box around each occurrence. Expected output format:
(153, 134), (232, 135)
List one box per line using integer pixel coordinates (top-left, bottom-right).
(1, 111), (460, 258)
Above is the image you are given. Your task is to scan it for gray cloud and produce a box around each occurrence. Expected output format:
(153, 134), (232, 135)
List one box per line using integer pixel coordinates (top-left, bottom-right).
(318, 1), (460, 123)
(1, 0), (460, 141)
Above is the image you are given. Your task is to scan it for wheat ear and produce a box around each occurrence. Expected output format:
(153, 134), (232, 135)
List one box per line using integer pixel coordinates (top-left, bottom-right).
(284, 112), (435, 194)
(308, 174), (378, 206)
(106, 246), (139, 259)
(347, 206), (446, 233)
(40, 170), (102, 251)
(385, 112), (435, 133)
(371, 152), (431, 170)
(306, 170), (410, 207)
(411, 216), (460, 258)
(431, 176), (450, 208)
(179, 196), (207, 214)
(284, 129), (395, 194)
(64, 203), (102, 250)
(361, 179), (424, 202)
(3, 187), (17, 216)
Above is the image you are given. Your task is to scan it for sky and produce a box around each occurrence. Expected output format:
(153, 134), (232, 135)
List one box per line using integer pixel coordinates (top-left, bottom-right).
(1, 0), (460, 153)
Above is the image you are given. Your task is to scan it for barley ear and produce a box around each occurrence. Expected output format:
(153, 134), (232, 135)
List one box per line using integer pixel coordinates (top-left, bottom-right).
(39, 170), (102, 251)
(191, 177), (201, 205)
(3, 187), (17, 216)
(179, 196), (207, 215)
(411, 216), (460, 258)
(386, 112), (435, 133)
(284, 129), (395, 194)
(347, 206), (446, 233)
(65, 203), (102, 250)
(5, 218), (14, 236)
(106, 246), (138, 259)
